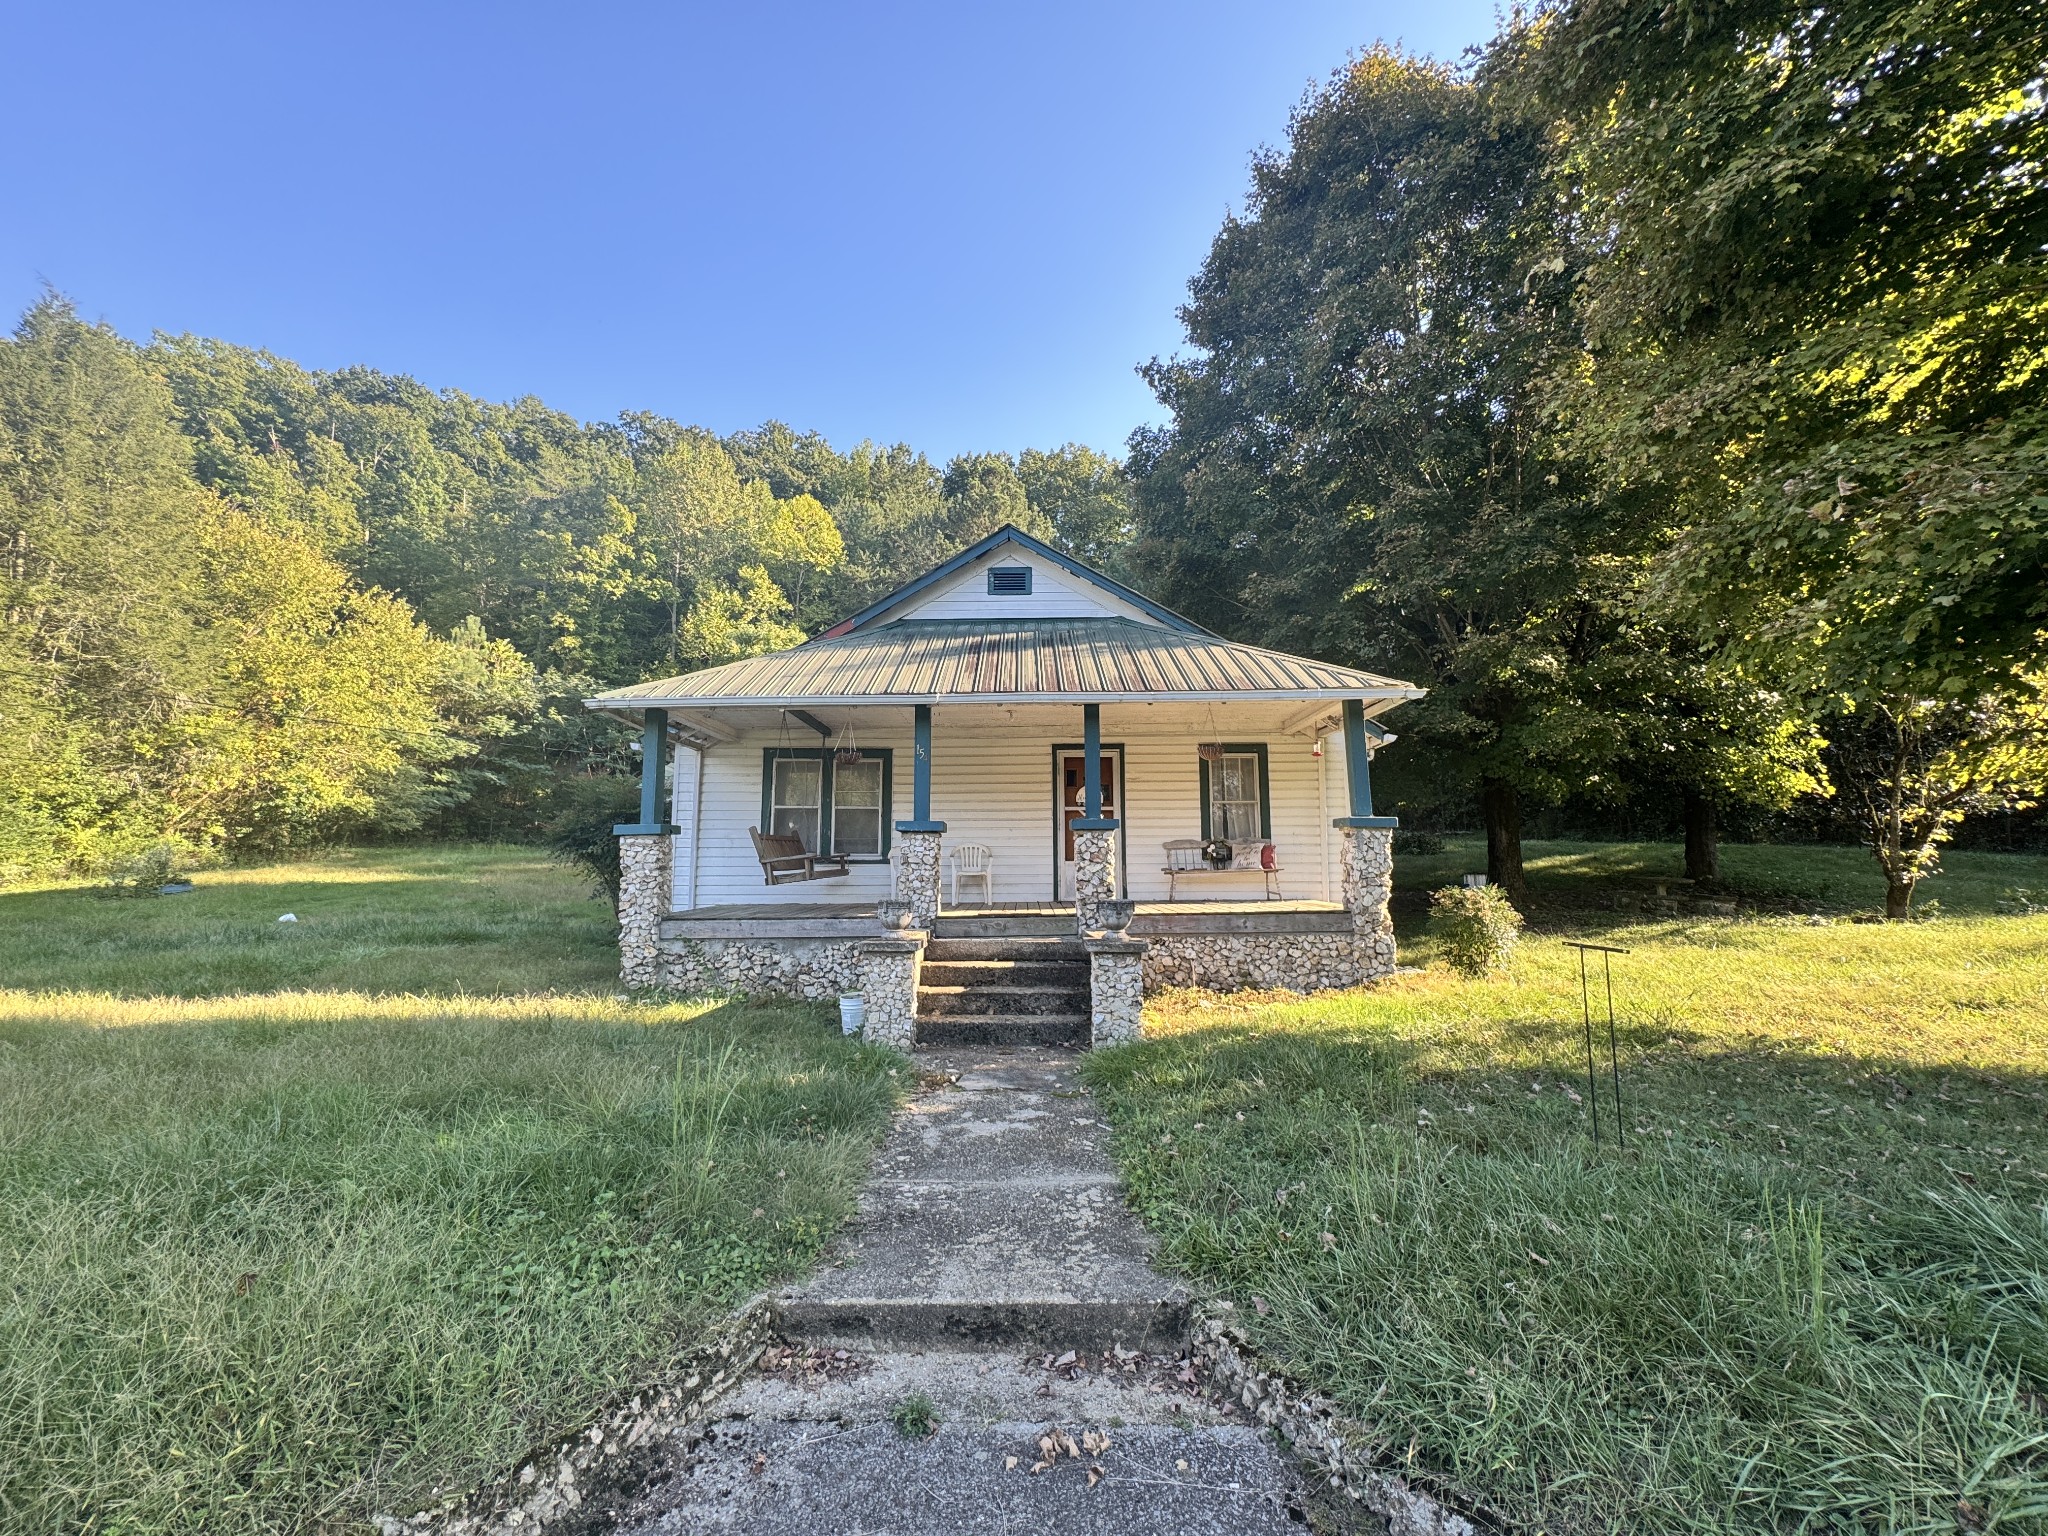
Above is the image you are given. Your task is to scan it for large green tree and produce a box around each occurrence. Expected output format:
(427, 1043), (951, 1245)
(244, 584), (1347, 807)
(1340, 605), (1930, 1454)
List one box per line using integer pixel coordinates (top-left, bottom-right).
(1520, 0), (2048, 911)
(1129, 48), (1805, 894)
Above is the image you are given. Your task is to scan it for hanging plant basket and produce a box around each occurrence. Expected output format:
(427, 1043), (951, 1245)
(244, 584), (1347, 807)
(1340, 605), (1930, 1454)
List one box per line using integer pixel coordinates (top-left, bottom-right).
(1197, 742), (1226, 762)
(832, 721), (864, 767)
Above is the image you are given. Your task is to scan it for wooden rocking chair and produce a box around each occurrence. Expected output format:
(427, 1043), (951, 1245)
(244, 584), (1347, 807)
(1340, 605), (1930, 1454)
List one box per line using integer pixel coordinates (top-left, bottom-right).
(749, 827), (851, 885)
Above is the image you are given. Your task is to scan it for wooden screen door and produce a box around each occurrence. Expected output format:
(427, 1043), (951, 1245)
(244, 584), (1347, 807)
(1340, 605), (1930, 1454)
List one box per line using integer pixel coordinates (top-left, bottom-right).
(1055, 749), (1121, 900)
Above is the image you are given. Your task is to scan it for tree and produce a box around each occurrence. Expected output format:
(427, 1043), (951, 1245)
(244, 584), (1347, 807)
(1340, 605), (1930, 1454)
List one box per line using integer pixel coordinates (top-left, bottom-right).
(1018, 445), (1134, 568)
(941, 452), (1045, 546)
(758, 493), (844, 628)
(0, 296), (536, 871)
(1825, 683), (2048, 917)
(1517, 0), (2048, 904)
(1128, 48), (1672, 897)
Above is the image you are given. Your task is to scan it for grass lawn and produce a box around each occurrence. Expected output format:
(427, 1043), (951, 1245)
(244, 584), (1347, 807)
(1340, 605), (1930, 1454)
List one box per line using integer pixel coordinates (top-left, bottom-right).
(1086, 839), (2048, 1535)
(0, 846), (898, 1536)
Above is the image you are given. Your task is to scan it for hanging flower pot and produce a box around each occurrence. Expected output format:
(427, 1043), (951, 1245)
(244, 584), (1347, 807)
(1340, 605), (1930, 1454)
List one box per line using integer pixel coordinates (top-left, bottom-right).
(1197, 742), (1225, 761)
(832, 721), (864, 767)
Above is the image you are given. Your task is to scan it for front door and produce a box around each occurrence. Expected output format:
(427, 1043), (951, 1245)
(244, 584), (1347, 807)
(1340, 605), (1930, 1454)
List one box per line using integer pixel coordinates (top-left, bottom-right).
(1055, 749), (1122, 900)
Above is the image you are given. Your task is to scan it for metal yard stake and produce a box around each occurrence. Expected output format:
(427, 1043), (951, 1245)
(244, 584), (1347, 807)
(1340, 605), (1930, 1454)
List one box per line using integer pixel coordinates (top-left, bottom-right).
(1564, 941), (1628, 1147)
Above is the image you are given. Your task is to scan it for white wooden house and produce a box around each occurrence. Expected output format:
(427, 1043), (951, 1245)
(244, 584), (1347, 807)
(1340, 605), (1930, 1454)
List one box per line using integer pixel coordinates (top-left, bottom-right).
(589, 526), (1420, 1047)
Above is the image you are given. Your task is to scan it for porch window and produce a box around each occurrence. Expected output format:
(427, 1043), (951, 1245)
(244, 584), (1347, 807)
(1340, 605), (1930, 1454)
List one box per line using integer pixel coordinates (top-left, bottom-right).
(759, 748), (894, 859)
(768, 755), (823, 852)
(1199, 743), (1271, 842)
(832, 757), (885, 857)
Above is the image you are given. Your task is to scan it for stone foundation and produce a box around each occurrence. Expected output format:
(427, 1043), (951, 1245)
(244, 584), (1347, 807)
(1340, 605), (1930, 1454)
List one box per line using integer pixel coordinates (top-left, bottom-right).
(1141, 932), (1384, 993)
(658, 936), (863, 1000)
(617, 835), (674, 989)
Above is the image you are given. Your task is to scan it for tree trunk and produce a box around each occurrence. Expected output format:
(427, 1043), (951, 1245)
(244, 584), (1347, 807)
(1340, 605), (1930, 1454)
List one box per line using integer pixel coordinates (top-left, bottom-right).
(1480, 777), (1526, 901)
(1885, 878), (1915, 920)
(1682, 788), (1719, 882)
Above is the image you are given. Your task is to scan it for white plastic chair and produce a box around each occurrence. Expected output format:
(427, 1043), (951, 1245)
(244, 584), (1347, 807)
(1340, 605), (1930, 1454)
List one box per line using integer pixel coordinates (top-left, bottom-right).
(948, 844), (994, 905)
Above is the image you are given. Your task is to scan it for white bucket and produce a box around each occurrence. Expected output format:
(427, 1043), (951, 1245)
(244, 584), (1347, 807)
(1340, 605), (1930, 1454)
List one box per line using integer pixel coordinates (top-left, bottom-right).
(838, 994), (865, 1035)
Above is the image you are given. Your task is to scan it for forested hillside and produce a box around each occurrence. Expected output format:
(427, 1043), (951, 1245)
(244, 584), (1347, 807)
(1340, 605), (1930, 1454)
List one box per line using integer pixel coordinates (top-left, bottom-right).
(6, 0), (2043, 913)
(0, 297), (1129, 878)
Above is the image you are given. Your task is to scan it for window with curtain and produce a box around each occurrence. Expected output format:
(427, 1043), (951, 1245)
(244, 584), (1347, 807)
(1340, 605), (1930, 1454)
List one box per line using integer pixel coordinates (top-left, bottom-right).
(1208, 751), (1265, 841)
(833, 758), (884, 857)
(769, 756), (823, 851)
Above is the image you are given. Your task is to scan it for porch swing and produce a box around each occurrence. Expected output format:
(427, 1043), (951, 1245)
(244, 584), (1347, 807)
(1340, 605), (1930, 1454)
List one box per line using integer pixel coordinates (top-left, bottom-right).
(748, 711), (852, 885)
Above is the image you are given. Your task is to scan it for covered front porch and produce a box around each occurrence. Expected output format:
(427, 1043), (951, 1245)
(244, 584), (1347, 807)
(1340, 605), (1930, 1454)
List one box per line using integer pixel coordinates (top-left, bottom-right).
(591, 587), (1418, 1030)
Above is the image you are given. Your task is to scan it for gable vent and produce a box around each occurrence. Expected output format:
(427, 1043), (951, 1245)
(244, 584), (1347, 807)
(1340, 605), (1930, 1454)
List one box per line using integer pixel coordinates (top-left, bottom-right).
(987, 566), (1032, 596)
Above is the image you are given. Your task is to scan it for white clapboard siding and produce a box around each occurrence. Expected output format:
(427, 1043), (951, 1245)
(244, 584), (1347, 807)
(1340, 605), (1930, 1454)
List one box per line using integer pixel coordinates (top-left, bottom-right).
(674, 723), (914, 909)
(880, 546), (1158, 626)
(675, 705), (1346, 909)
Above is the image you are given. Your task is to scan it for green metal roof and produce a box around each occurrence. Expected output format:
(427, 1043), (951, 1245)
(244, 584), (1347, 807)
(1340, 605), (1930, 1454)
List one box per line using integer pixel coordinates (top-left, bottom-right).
(588, 618), (1420, 713)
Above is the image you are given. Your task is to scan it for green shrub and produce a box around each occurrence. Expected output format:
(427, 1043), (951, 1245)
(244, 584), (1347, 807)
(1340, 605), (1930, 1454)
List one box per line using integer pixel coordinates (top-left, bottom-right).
(1393, 829), (1448, 856)
(95, 842), (183, 898)
(545, 774), (641, 904)
(1427, 883), (1524, 975)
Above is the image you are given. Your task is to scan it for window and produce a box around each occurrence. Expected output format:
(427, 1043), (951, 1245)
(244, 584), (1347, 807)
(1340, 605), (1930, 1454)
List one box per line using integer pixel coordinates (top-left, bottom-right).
(1199, 744), (1271, 842)
(987, 565), (1032, 595)
(760, 748), (894, 859)
(768, 755), (823, 852)
(833, 757), (884, 857)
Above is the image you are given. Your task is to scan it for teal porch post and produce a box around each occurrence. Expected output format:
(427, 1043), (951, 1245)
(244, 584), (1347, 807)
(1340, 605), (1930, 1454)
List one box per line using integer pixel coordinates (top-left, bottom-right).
(895, 703), (944, 834)
(613, 707), (678, 836)
(1073, 702), (1117, 831)
(1333, 698), (1398, 829)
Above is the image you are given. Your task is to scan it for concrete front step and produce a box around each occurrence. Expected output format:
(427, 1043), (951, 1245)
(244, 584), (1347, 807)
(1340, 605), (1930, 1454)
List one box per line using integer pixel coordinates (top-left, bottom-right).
(933, 913), (1078, 938)
(914, 1013), (1088, 1047)
(919, 958), (1089, 988)
(615, 1417), (1305, 1535)
(917, 984), (1089, 1017)
(923, 935), (1086, 962)
(774, 1049), (1186, 1351)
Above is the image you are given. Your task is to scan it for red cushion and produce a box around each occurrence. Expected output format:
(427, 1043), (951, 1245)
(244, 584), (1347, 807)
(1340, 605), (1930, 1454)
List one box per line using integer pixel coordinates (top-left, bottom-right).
(1260, 843), (1277, 869)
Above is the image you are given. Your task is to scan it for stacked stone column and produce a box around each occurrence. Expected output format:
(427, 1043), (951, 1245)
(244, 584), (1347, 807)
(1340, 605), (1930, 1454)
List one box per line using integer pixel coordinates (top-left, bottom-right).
(1338, 824), (1397, 980)
(1072, 827), (1118, 934)
(617, 834), (674, 988)
(893, 829), (943, 929)
(1084, 935), (1148, 1045)
(857, 934), (924, 1051)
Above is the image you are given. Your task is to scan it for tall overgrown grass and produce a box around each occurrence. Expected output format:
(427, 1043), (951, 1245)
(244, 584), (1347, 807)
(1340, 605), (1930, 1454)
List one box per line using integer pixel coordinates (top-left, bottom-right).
(1089, 902), (2048, 1533)
(0, 849), (900, 1535)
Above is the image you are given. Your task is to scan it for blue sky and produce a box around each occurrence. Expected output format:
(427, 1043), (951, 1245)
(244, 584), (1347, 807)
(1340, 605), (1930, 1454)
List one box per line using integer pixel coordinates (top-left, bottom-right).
(3, 2), (1500, 461)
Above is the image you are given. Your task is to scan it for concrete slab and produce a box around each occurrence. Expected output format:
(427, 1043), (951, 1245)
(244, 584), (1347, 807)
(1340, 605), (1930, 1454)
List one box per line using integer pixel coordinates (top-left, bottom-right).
(597, 1045), (1367, 1536)
(726, 1345), (1238, 1429)
(615, 1419), (1308, 1536)
(774, 1048), (1187, 1351)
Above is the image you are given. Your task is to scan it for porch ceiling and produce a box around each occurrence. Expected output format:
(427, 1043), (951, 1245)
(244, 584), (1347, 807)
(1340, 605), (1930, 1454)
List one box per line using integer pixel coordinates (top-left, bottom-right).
(586, 618), (1421, 726)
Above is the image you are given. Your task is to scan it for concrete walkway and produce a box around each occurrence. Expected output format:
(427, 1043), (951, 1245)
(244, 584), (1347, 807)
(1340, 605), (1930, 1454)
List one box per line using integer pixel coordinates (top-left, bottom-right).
(611, 1046), (1333, 1535)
